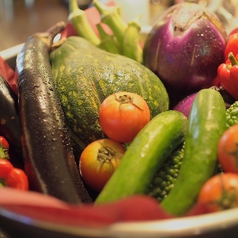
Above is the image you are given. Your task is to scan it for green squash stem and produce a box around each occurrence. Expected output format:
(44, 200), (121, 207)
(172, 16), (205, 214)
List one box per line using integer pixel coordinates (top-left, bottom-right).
(68, 0), (100, 46)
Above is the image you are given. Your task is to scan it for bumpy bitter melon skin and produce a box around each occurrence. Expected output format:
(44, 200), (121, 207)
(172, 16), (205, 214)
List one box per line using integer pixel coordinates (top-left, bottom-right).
(50, 36), (169, 151)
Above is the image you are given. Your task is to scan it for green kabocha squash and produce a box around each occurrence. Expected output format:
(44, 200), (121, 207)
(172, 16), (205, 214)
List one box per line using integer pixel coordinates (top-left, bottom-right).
(50, 36), (169, 152)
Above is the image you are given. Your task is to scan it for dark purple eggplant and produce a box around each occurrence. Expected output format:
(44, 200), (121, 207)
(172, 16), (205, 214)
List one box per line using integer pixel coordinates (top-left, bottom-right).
(16, 21), (93, 204)
(0, 74), (24, 169)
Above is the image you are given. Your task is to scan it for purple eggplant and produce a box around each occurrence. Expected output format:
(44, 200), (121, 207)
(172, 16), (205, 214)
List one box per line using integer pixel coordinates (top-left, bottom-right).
(16, 22), (93, 203)
(143, 2), (227, 103)
(0, 74), (24, 169)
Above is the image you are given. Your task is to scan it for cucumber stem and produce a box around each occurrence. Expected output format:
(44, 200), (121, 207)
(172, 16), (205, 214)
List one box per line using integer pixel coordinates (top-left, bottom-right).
(68, 0), (100, 46)
(96, 23), (121, 54)
(122, 15), (143, 63)
(93, 0), (127, 49)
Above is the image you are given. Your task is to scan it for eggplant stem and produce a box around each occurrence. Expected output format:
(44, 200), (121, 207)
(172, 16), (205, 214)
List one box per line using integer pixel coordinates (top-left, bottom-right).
(32, 21), (66, 49)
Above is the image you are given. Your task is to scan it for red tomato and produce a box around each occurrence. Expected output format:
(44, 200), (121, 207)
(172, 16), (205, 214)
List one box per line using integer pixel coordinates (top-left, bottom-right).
(0, 136), (9, 150)
(197, 173), (238, 212)
(0, 159), (13, 178)
(228, 28), (238, 37)
(218, 124), (238, 173)
(99, 92), (150, 143)
(6, 168), (29, 191)
(224, 33), (238, 60)
(79, 139), (125, 192)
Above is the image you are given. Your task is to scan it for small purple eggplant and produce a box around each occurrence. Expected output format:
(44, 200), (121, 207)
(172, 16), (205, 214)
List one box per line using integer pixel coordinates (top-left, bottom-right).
(143, 2), (227, 99)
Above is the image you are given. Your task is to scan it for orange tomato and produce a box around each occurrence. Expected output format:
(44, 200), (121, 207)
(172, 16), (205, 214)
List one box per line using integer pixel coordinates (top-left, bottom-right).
(218, 124), (238, 173)
(197, 173), (238, 212)
(79, 139), (125, 192)
(99, 92), (150, 143)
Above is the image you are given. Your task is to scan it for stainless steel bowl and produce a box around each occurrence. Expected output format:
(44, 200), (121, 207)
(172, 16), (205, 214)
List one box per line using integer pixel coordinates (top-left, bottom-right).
(1, 35), (238, 238)
(1, 204), (238, 238)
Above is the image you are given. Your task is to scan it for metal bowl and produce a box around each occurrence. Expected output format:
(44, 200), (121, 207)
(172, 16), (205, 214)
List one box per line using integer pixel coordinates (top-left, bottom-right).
(1, 36), (238, 238)
(1, 204), (238, 238)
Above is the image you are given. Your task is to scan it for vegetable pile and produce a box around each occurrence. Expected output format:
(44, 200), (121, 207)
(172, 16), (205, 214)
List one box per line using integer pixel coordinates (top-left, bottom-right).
(2, 0), (238, 229)
(0, 136), (28, 190)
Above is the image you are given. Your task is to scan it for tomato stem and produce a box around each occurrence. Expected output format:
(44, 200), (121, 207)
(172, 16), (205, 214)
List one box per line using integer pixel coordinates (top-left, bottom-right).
(215, 186), (237, 210)
(114, 93), (144, 111)
(208, 174), (238, 210)
(97, 146), (118, 162)
(0, 146), (9, 160)
(0, 178), (6, 186)
(97, 146), (122, 172)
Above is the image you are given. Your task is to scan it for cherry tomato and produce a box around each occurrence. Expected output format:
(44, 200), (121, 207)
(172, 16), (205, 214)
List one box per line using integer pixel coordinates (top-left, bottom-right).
(197, 173), (238, 212)
(0, 159), (13, 178)
(99, 92), (150, 143)
(0, 136), (9, 150)
(218, 124), (238, 173)
(79, 139), (125, 192)
(0, 159), (29, 190)
(5, 168), (29, 190)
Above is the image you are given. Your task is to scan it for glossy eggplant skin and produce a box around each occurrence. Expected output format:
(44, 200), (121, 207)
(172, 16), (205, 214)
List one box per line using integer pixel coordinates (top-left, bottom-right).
(143, 2), (227, 105)
(16, 22), (93, 204)
(0, 74), (24, 169)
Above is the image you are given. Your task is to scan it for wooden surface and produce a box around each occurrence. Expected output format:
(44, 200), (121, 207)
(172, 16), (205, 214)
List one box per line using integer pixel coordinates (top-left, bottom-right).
(0, 0), (69, 51)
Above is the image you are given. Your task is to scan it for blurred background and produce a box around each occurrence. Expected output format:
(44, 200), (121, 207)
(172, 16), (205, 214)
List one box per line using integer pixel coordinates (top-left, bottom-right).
(0, 0), (238, 52)
(0, 0), (174, 52)
(0, 0), (69, 51)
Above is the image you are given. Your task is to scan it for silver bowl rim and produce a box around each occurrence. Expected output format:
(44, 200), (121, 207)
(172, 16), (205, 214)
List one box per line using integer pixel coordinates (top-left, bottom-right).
(1, 204), (238, 237)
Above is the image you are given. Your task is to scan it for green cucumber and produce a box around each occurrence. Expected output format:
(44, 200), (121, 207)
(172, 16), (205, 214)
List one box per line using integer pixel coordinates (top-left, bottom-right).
(161, 88), (226, 216)
(95, 110), (187, 204)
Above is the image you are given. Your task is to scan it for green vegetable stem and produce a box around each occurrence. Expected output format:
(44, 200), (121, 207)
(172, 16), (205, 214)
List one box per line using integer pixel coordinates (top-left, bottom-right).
(93, 0), (127, 49)
(122, 15), (143, 63)
(96, 23), (121, 54)
(68, 0), (100, 46)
